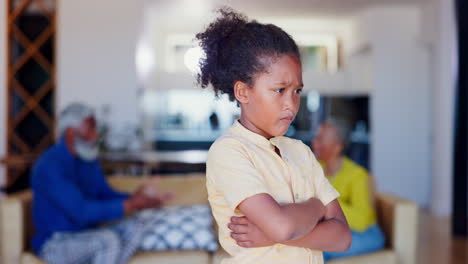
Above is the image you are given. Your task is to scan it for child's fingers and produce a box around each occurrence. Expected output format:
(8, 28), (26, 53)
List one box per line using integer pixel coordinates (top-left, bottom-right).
(228, 223), (249, 234)
(230, 232), (249, 242)
(230, 216), (249, 225)
(237, 241), (253, 248)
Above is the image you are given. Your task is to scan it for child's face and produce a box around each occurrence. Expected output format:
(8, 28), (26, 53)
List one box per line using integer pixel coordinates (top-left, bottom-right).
(239, 54), (303, 138)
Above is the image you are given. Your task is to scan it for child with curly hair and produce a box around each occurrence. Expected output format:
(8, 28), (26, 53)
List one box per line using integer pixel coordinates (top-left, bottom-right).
(199, 8), (351, 264)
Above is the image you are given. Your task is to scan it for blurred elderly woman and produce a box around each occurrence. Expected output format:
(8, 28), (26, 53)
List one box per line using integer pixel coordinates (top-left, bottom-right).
(312, 118), (385, 261)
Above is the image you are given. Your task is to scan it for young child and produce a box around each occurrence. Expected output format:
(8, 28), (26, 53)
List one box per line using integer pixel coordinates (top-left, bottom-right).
(198, 8), (351, 264)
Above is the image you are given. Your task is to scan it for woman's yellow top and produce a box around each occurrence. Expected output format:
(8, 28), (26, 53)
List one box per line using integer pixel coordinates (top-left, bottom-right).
(321, 157), (377, 232)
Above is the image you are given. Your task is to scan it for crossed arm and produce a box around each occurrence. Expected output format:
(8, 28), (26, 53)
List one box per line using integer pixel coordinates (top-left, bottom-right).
(230, 194), (351, 252)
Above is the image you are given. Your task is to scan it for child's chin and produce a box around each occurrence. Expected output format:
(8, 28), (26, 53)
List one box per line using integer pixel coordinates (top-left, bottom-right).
(272, 127), (289, 137)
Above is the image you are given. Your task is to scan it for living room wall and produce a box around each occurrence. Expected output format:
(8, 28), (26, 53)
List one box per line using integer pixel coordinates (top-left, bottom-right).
(57, 0), (142, 129)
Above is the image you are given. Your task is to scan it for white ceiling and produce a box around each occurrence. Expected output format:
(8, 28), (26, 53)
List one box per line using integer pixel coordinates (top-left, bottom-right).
(223, 0), (426, 17)
(149, 0), (428, 19)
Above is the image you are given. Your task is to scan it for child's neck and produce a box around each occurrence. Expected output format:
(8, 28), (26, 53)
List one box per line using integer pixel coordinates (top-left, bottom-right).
(238, 116), (273, 139)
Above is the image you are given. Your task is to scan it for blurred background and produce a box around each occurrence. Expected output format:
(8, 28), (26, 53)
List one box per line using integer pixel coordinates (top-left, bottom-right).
(0, 0), (466, 263)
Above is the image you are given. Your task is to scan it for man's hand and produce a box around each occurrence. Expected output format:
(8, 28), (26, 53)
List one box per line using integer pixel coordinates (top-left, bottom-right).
(125, 191), (174, 213)
(228, 216), (276, 248)
(124, 178), (175, 214)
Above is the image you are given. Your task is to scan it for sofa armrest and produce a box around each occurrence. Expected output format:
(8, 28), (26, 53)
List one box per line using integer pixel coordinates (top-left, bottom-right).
(0, 190), (32, 264)
(376, 193), (419, 264)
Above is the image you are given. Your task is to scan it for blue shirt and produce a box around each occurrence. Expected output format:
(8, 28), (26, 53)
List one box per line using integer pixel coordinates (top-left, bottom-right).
(31, 138), (130, 253)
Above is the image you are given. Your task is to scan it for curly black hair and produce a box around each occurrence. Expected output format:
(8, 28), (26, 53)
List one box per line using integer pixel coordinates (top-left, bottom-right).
(196, 7), (301, 102)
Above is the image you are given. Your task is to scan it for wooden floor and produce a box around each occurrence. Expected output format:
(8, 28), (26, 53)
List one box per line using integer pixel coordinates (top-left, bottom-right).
(418, 210), (468, 264)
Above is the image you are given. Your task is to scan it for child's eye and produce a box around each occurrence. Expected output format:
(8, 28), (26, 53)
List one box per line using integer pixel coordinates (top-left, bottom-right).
(274, 88), (285, 93)
(294, 89), (303, 94)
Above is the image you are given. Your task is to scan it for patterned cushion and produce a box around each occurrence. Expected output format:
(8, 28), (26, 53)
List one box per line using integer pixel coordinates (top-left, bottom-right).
(138, 204), (218, 252)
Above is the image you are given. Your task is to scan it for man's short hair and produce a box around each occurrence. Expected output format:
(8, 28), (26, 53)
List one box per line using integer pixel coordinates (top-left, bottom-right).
(58, 103), (95, 137)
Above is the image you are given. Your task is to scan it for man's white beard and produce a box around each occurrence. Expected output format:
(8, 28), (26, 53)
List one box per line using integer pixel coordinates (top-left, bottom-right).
(74, 136), (99, 161)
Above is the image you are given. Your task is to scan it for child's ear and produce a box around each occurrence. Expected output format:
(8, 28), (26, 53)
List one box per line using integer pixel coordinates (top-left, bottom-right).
(234, 81), (250, 104)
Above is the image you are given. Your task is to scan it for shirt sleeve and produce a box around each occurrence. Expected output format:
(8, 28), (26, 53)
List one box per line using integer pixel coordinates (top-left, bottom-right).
(307, 148), (340, 206)
(93, 163), (131, 200)
(33, 161), (126, 226)
(206, 138), (273, 211)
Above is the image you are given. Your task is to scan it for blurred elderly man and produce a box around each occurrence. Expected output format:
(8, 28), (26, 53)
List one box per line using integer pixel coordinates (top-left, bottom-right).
(31, 103), (172, 264)
(312, 118), (385, 261)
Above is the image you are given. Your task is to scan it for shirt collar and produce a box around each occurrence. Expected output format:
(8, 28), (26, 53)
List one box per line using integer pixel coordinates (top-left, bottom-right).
(230, 120), (284, 150)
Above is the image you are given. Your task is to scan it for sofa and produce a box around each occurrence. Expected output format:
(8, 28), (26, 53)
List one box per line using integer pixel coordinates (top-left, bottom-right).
(0, 173), (418, 264)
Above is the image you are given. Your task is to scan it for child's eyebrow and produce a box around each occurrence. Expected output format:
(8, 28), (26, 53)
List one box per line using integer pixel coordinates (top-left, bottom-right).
(273, 82), (304, 88)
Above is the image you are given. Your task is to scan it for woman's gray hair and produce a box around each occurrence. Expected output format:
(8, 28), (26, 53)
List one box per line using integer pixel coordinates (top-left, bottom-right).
(324, 117), (352, 147)
(58, 103), (95, 137)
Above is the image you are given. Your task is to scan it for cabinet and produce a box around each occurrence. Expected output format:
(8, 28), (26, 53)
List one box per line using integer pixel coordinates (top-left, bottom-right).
(2, 0), (56, 192)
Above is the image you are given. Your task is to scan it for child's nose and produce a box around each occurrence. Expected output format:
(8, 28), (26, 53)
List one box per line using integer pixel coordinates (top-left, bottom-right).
(283, 93), (297, 110)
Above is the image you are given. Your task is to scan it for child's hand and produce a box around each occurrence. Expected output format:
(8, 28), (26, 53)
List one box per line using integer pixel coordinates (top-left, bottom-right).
(228, 216), (276, 248)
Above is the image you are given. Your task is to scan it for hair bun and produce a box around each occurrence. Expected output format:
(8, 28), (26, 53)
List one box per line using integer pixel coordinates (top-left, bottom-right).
(196, 7), (248, 51)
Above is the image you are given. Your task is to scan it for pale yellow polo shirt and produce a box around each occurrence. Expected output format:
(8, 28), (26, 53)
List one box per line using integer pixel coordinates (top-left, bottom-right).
(206, 121), (340, 264)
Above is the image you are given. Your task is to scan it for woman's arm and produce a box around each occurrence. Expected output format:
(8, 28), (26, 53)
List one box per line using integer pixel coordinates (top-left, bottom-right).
(237, 193), (326, 243)
(339, 173), (376, 231)
(230, 199), (351, 252)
